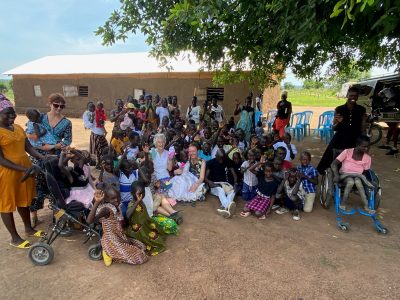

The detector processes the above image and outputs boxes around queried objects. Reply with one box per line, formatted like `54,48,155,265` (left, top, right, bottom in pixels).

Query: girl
115,149,139,217
241,149,258,201
99,154,120,189
59,148,95,209
199,141,212,161
89,101,108,168
276,169,303,221
87,187,148,267
126,182,167,256
240,161,279,219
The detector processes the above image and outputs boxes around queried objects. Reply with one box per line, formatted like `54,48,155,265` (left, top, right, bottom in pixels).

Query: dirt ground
1,107,400,300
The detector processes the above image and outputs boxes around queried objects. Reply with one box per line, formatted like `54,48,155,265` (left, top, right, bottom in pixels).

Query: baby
25,108,57,150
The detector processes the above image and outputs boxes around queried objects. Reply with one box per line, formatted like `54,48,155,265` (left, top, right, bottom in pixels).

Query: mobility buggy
22,157,103,266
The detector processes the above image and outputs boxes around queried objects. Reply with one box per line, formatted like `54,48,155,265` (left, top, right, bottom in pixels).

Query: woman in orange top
0,96,45,249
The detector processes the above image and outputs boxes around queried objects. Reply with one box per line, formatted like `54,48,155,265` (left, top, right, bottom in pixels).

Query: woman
109,99,125,138
234,96,255,141
149,133,173,181
0,97,45,249
168,143,206,202
26,93,72,226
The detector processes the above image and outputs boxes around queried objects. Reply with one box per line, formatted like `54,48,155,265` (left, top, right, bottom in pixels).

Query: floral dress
126,202,166,256
97,203,148,265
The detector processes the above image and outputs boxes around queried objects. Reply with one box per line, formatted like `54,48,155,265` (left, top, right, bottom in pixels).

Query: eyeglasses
53,103,65,109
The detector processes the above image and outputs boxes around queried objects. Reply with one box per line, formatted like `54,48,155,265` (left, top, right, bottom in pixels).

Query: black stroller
22,157,102,266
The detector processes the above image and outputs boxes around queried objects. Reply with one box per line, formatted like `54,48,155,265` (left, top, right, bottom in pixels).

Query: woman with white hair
149,133,173,181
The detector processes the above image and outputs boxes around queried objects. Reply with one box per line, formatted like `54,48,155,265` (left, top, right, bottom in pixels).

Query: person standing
156,98,170,127
109,99,125,137
273,91,292,138
234,96,255,141
210,96,224,125
0,97,45,249
186,96,201,125
317,86,367,174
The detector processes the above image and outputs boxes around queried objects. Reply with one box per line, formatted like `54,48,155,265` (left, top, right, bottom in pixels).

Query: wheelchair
22,157,103,266
319,153,388,234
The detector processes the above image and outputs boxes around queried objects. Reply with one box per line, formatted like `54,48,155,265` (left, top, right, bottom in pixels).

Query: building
3,52,280,117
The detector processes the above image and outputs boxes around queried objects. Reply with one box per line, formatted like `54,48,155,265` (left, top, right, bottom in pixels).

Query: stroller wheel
339,223,349,232
377,227,389,235
88,243,103,261
29,242,54,266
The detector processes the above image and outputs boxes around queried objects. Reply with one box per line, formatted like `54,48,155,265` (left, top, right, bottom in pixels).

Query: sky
0,0,396,83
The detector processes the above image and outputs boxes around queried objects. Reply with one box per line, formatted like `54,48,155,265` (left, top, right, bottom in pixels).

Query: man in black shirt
273,91,292,138
205,150,237,218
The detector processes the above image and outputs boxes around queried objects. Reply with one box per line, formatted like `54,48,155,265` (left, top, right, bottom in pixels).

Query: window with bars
79,86,89,97
33,85,42,97
207,87,224,101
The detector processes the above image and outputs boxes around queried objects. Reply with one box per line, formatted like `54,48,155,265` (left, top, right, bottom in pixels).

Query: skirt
245,191,271,214
90,132,108,159
168,172,206,202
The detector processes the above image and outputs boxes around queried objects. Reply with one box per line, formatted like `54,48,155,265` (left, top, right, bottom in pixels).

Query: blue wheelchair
320,166,388,234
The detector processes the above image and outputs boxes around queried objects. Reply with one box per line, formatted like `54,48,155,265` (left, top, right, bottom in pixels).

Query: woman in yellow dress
0,95,45,249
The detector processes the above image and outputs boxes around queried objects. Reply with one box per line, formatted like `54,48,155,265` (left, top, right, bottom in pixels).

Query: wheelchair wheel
338,223,349,232
28,242,54,266
320,169,333,209
88,243,103,261
377,227,389,235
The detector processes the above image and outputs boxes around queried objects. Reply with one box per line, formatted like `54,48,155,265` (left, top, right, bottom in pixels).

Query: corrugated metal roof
3,52,208,75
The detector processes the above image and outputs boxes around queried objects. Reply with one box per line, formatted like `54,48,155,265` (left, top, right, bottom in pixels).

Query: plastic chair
265,109,277,132
286,112,304,141
301,111,313,136
313,111,334,144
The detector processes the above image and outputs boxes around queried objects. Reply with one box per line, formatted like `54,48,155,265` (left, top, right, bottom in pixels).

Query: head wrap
0,93,13,112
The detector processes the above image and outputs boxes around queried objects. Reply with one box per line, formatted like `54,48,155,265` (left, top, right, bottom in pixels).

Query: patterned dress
96,203,148,265
126,202,166,256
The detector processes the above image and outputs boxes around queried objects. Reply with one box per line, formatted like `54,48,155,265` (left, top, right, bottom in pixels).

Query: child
276,169,303,220
99,154,120,189
240,161,279,219
115,150,139,217
297,151,318,213
126,182,167,256
199,141,212,161
89,102,108,167
275,147,293,170
229,152,243,193
86,187,148,266
255,121,264,138
25,108,58,150
95,101,107,129
241,149,258,201
58,148,95,209
83,101,95,130
236,129,248,152
273,133,297,161
126,131,140,160
136,105,147,121
110,130,129,157
331,135,374,213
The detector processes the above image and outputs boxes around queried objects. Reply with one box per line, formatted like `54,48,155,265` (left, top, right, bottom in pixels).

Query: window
63,85,78,97
79,86,89,97
207,87,224,101
33,85,42,97
134,89,144,100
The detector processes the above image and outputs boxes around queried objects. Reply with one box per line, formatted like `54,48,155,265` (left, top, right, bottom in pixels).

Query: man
273,91,292,138
156,98,170,126
210,96,224,124
186,96,201,125
317,86,367,174
205,150,237,218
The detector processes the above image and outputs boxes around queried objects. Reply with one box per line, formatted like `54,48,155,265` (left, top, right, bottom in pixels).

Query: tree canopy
96,0,400,88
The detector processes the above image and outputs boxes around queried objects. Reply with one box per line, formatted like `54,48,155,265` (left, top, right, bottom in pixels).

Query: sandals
29,230,46,238
9,240,31,249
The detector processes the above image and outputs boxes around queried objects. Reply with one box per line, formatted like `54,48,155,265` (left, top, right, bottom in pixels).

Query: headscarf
0,93,13,112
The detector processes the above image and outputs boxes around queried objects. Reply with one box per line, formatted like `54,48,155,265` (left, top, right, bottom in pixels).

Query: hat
126,103,135,109
0,93,13,112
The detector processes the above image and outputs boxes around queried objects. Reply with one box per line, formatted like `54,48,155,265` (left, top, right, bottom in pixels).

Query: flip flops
29,230,45,238
9,240,31,249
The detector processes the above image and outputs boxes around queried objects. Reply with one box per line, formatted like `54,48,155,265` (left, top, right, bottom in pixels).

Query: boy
297,151,318,213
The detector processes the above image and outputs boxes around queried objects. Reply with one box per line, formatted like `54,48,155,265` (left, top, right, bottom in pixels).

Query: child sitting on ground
126,131,140,160
240,161,279,219
241,149,258,201
99,154,120,189
25,108,58,150
276,169,304,220
331,135,374,213
255,121,264,138
275,147,293,170
297,151,318,213
273,133,297,161
110,130,129,157
199,141,212,161
86,187,148,267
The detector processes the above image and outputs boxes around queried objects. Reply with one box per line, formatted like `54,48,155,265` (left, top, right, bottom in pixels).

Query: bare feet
240,211,250,217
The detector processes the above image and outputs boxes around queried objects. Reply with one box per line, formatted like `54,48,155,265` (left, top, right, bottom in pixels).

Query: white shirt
156,107,170,126
151,149,170,179
211,145,221,158
241,161,258,186
82,110,105,135
273,141,297,161
186,105,201,124
211,105,224,123
126,146,139,160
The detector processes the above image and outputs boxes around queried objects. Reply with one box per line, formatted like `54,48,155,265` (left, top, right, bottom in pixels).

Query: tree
96,0,400,88
0,82,7,93
283,82,295,90
303,79,324,89
326,63,371,91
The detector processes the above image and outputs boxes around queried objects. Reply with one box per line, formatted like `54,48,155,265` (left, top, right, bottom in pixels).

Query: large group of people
0,87,383,267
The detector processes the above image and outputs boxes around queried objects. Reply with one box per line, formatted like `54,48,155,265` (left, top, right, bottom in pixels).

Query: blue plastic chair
286,112,304,141
265,109,277,132
301,111,313,136
313,111,334,144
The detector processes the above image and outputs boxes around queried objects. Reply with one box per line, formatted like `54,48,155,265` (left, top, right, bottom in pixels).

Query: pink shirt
336,148,371,174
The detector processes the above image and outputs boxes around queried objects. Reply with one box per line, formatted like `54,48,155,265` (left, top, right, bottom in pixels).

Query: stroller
22,157,103,266
319,150,388,234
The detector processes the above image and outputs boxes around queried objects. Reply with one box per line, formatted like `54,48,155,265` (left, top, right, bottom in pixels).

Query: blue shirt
26,121,58,148
297,164,318,193
199,150,212,162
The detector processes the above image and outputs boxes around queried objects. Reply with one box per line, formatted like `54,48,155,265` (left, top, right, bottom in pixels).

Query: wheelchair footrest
339,208,356,215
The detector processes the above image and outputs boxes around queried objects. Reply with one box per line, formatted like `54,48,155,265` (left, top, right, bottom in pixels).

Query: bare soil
1,108,400,300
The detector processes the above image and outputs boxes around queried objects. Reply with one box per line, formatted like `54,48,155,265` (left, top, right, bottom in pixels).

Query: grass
287,88,345,107
0,79,14,102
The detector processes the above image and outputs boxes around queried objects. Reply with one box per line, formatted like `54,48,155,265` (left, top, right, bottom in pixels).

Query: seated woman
331,135,375,213
58,148,95,209
168,143,207,202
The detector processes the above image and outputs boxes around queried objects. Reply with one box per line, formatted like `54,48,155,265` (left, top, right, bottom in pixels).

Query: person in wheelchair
331,135,375,213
